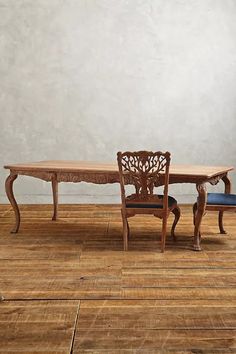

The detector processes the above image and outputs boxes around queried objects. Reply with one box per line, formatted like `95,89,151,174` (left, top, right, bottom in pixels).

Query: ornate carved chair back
117,151,171,214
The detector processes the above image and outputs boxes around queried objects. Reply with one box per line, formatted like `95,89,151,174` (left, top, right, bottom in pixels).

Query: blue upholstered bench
193,192,236,234
207,193,236,206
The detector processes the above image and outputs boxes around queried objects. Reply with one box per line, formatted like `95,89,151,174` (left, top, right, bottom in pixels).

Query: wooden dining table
4,160,234,251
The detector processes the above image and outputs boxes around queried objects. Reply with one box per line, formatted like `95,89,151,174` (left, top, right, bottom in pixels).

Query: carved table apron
4,161,234,251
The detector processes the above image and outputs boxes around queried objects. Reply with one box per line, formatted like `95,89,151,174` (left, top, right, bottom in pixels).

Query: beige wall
1,0,236,204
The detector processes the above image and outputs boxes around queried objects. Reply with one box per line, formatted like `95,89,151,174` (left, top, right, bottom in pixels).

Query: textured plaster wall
1,0,236,204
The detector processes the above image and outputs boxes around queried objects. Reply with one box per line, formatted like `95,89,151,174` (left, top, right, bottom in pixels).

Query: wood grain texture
0,204,236,352
74,300,236,352
4,160,234,178
0,300,80,353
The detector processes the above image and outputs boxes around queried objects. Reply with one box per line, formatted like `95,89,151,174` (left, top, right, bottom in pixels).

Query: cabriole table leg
51,177,58,221
193,183,207,251
5,173,20,233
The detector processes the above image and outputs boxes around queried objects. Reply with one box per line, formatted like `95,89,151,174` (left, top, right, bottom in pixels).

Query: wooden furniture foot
5,174,20,233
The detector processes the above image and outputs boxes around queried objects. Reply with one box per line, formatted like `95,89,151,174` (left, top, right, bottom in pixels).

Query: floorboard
0,300,80,353
0,204,235,352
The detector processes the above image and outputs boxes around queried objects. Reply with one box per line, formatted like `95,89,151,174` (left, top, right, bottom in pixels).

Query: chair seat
126,195,177,209
207,193,236,206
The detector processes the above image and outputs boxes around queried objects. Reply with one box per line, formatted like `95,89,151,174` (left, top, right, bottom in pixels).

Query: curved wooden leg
121,210,128,251
171,206,180,241
5,174,20,233
51,177,58,221
222,173,231,193
218,174,231,234
218,211,226,234
127,219,130,240
193,202,201,239
193,202,197,226
194,183,207,251
161,216,167,253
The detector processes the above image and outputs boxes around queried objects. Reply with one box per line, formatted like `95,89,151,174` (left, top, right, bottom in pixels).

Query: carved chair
117,151,181,252
193,192,236,235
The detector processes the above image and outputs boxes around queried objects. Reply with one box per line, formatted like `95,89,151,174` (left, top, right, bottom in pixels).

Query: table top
4,160,234,179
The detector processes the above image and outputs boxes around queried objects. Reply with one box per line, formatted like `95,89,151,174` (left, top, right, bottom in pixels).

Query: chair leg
193,203,197,226
171,206,180,241
121,211,128,251
161,217,167,253
218,211,226,234
127,219,130,240
193,202,201,239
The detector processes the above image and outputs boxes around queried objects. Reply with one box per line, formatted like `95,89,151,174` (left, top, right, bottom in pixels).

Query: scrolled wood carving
196,183,207,194
16,170,53,182
117,150,170,200
209,173,226,186
56,172,120,184
196,182,207,213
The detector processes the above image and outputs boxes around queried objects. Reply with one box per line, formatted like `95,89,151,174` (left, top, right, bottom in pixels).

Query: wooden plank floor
0,204,235,352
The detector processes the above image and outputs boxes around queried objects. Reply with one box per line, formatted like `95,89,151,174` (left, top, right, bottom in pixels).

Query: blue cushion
126,195,177,209
207,193,236,206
